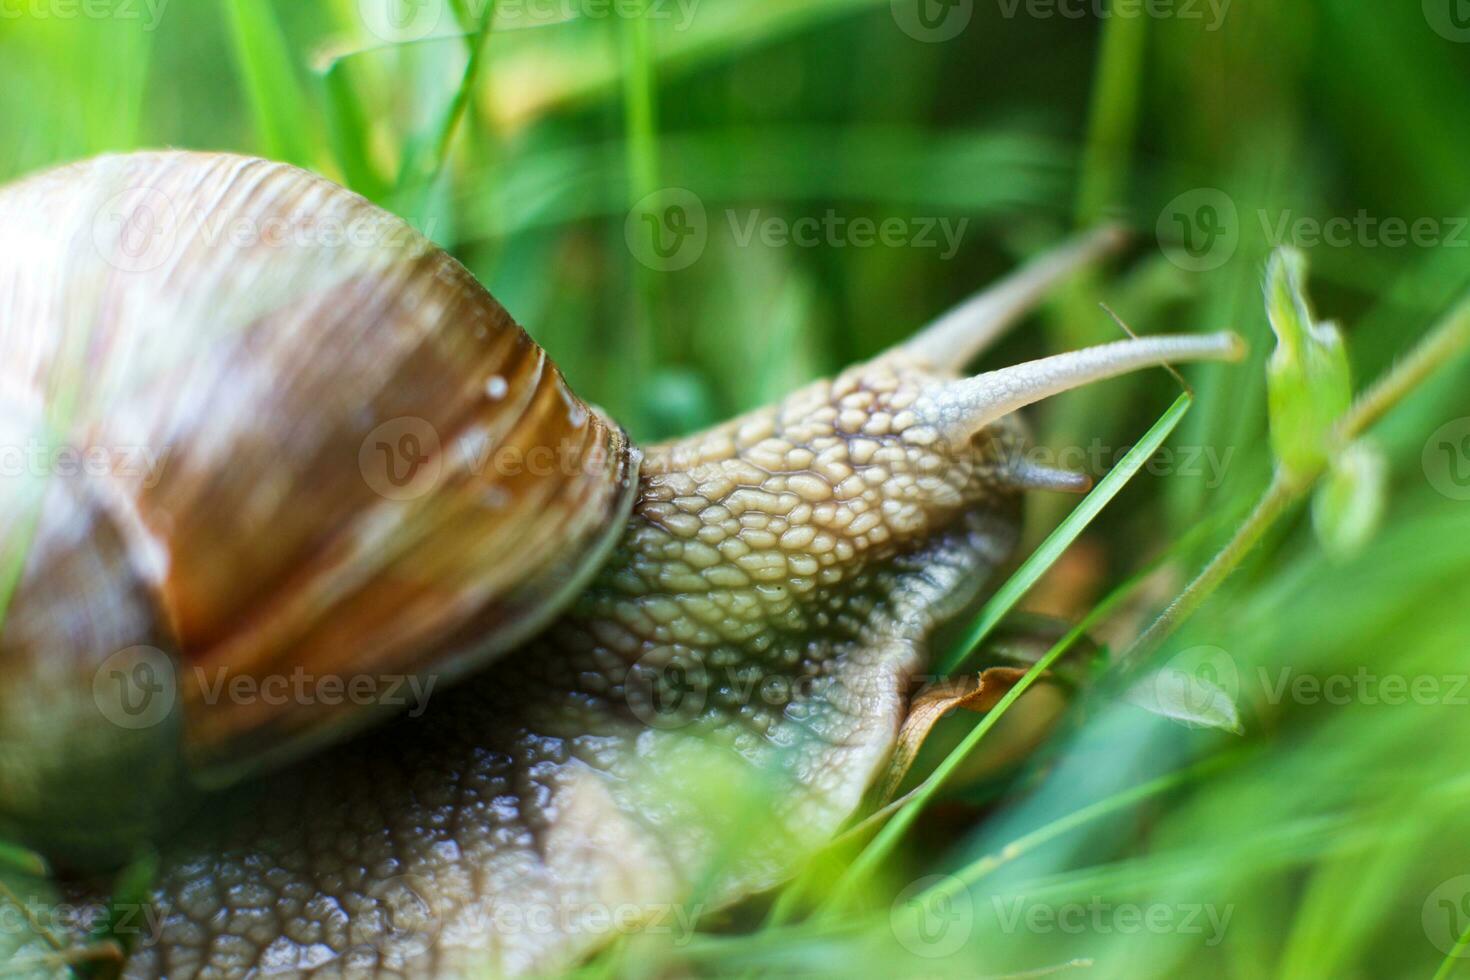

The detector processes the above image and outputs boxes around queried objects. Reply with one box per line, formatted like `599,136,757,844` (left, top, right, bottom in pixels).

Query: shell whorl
0,152,638,856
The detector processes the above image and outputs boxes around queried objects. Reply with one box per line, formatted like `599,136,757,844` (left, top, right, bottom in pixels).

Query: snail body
0,153,1242,977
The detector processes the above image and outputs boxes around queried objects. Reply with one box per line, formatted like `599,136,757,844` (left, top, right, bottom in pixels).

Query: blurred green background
5,0,1470,976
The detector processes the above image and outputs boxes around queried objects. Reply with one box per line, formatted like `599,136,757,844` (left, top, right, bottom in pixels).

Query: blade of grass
621,0,662,430
0,368,88,669
913,752,1242,912
0,878,65,954
1074,3,1148,226
394,0,499,205
223,0,316,167
819,392,1194,913
621,2,659,204
1432,925,1470,980
0,489,44,661
316,56,390,200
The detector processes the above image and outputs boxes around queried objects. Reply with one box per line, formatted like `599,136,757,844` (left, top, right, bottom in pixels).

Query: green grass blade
621,0,663,428
621,2,660,202
1073,4,1148,227
223,0,316,166
1432,927,1470,980
916,753,1239,910
394,0,499,201
317,59,389,200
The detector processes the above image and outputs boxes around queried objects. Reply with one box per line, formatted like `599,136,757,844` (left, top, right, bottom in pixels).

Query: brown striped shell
0,152,638,862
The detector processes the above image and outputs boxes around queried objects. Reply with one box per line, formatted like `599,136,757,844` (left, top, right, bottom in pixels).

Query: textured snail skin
117,354,1026,978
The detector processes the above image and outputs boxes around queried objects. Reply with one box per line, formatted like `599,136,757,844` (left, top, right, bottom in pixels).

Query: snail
0,152,1242,977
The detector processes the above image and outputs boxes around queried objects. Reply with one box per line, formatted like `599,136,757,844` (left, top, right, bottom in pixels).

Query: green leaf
0,865,66,979
1265,247,1352,478
1126,666,1244,734
0,840,48,879
85,852,160,966
1312,440,1388,561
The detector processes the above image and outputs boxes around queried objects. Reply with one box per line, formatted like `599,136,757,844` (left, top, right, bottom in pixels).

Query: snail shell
0,152,638,862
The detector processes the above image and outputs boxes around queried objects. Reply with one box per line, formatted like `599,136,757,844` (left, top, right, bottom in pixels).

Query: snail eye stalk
916,332,1246,444
896,224,1130,371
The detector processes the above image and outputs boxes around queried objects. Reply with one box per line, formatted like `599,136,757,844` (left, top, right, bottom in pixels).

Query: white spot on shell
555,378,588,428
485,375,508,400
458,429,491,461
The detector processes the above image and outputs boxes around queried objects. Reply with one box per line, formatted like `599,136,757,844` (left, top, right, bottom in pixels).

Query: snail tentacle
896,223,1130,371
1006,458,1094,494
913,332,1246,444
